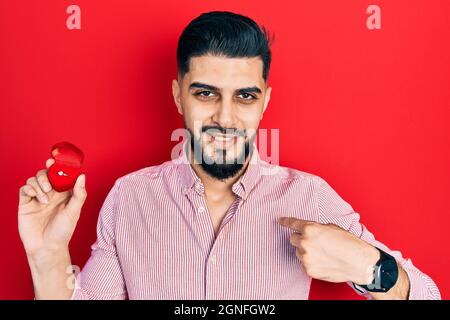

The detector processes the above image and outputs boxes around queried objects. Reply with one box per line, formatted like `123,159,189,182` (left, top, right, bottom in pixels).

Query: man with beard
19,11,440,300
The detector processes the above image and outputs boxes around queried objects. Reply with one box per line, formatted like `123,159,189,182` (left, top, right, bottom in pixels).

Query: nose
212,96,236,129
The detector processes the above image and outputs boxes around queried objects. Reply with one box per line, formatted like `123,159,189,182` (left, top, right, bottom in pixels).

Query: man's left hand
278,217,380,285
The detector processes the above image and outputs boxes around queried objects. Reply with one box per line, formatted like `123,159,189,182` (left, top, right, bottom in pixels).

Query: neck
188,149,252,199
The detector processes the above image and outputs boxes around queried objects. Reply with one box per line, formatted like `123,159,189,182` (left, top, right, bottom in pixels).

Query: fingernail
43,182,51,192
79,174,85,188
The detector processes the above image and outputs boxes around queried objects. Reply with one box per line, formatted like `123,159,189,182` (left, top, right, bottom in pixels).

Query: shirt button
198,206,206,213
209,255,217,265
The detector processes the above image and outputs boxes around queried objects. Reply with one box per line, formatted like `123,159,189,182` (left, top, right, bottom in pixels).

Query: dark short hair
177,11,274,82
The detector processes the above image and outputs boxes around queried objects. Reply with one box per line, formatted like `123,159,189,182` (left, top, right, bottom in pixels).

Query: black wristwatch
353,247,399,293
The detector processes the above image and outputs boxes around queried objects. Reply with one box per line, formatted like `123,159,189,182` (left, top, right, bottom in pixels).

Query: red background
1,0,449,299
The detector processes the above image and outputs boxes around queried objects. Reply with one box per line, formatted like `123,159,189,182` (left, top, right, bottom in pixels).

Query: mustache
201,125,246,138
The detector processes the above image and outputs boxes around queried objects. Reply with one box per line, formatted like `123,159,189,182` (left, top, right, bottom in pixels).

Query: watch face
380,258,399,290
357,249,400,292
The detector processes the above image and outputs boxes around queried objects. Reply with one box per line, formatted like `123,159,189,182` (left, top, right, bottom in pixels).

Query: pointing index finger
278,217,310,232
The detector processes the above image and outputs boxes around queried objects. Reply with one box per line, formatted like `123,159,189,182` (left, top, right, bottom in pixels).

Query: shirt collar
174,140,261,200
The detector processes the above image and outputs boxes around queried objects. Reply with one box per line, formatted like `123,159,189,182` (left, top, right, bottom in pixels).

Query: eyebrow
189,82,262,94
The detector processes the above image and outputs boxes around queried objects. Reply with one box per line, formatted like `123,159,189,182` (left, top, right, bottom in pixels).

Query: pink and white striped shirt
72,142,440,300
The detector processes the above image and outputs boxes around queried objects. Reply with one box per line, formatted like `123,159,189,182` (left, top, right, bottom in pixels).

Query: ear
172,79,183,115
261,86,271,120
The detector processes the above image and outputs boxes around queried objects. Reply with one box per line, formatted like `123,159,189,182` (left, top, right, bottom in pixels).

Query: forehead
185,55,264,88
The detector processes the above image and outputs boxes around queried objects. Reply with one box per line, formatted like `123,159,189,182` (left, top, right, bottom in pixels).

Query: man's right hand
18,158,87,299
18,158,87,261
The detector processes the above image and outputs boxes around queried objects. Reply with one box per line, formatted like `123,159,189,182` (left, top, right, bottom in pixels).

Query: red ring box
47,141,84,192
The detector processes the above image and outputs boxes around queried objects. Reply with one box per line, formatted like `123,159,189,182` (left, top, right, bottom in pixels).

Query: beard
186,126,255,181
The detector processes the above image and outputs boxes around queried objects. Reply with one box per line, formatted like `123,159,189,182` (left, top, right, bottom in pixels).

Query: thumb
65,174,87,215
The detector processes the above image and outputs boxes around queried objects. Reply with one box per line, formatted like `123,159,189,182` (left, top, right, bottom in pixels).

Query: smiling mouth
205,132,239,147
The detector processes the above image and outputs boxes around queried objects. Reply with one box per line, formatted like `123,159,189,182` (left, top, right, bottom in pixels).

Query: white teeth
214,135,233,142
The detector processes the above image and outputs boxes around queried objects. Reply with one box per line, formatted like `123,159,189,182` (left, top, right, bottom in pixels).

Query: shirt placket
204,196,242,300
186,183,242,299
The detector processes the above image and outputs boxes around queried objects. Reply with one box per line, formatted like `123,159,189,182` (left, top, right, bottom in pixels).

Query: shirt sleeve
315,176,441,300
71,179,127,300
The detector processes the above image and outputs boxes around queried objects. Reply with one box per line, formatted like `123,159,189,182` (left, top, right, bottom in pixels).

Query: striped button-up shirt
72,142,440,300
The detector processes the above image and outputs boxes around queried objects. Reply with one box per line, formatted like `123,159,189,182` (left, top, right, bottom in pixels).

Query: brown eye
196,91,215,98
238,93,257,101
